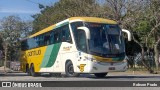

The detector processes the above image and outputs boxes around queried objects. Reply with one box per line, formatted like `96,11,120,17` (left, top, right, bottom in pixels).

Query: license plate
109,67,115,70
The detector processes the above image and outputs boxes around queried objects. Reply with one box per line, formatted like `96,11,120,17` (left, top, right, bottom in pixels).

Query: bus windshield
85,22,125,57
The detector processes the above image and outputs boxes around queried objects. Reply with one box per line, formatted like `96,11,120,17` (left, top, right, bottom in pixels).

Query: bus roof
69,17,117,24
29,17,117,38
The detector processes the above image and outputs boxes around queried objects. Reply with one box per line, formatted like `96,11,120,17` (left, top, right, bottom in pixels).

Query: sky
0,0,59,21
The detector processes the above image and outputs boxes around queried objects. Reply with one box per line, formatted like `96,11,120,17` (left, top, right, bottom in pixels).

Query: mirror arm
122,29,131,41
77,27,90,39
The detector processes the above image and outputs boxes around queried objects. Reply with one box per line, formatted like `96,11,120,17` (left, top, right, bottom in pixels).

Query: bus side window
50,31,54,44
27,38,37,49
39,35,44,46
77,30,87,52
54,30,60,43
37,36,40,47
70,22,83,46
61,29,65,42
44,33,50,45
21,40,28,50
27,38,32,49
34,37,39,48
61,25,72,43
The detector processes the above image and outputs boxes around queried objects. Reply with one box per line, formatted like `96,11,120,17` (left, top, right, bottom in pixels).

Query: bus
20,17,131,77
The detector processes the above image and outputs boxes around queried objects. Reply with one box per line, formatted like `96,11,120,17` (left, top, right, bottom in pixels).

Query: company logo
1,82,42,87
77,64,86,72
63,46,72,51
2,82,11,87
27,50,41,57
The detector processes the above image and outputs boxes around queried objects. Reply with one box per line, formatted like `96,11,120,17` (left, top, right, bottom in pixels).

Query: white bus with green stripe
20,17,131,77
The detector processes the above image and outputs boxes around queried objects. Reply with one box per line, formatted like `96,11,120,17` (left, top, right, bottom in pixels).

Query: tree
104,0,126,23
0,16,32,72
126,0,160,73
0,37,3,64
32,0,103,33
121,0,160,73
104,0,157,73
145,0,160,72
0,37,3,51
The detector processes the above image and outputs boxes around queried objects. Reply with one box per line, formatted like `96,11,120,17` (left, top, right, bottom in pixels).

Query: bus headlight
84,56,98,62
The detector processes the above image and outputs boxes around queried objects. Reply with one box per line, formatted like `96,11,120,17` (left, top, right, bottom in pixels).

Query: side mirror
77,27,90,39
122,29,131,41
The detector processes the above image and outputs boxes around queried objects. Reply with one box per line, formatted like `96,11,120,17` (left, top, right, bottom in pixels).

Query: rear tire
30,64,39,77
94,73,108,78
65,61,79,77
26,66,31,76
26,64,31,76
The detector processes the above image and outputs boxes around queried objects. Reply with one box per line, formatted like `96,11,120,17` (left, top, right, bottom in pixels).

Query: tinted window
61,25,72,43
54,30,60,43
44,33,50,45
70,22,83,49
21,24,72,50
39,35,44,46
50,31,54,44
77,30,87,52
21,40,28,51
27,38,38,49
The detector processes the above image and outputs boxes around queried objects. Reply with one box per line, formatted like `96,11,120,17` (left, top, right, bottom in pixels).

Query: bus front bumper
79,61,128,73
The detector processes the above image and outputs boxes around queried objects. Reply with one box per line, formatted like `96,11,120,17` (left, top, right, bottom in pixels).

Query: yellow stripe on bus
69,17,117,24
29,25,56,38
93,55,112,62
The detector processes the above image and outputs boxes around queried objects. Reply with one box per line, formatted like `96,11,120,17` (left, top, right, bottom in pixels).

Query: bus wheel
65,61,79,77
30,64,39,77
94,73,108,78
26,66,31,76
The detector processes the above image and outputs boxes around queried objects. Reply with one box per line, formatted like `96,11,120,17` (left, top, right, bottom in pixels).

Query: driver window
77,30,87,52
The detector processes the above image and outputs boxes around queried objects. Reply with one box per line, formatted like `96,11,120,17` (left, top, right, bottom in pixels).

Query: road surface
0,72,160,90
0,71,160,81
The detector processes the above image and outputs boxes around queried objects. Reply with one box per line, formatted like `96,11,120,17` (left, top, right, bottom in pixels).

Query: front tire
94,73,108,78
65,61,79,77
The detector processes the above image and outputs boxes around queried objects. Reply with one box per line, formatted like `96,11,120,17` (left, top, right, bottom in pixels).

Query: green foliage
0,37,3,50
134,20,151,43
32,0,103,33
0,16,32,61
136,20,151,33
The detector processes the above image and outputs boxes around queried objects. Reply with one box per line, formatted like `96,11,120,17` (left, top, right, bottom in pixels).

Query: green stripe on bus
40,45,54,67
46,43,62,67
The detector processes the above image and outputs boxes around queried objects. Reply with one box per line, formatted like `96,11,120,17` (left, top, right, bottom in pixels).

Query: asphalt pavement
1,70,160,90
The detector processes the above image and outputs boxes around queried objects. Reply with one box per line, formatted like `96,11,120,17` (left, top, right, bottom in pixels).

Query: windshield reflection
85,22,125,57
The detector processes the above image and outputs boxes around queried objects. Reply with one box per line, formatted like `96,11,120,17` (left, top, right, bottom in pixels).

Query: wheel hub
68,65,74,75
